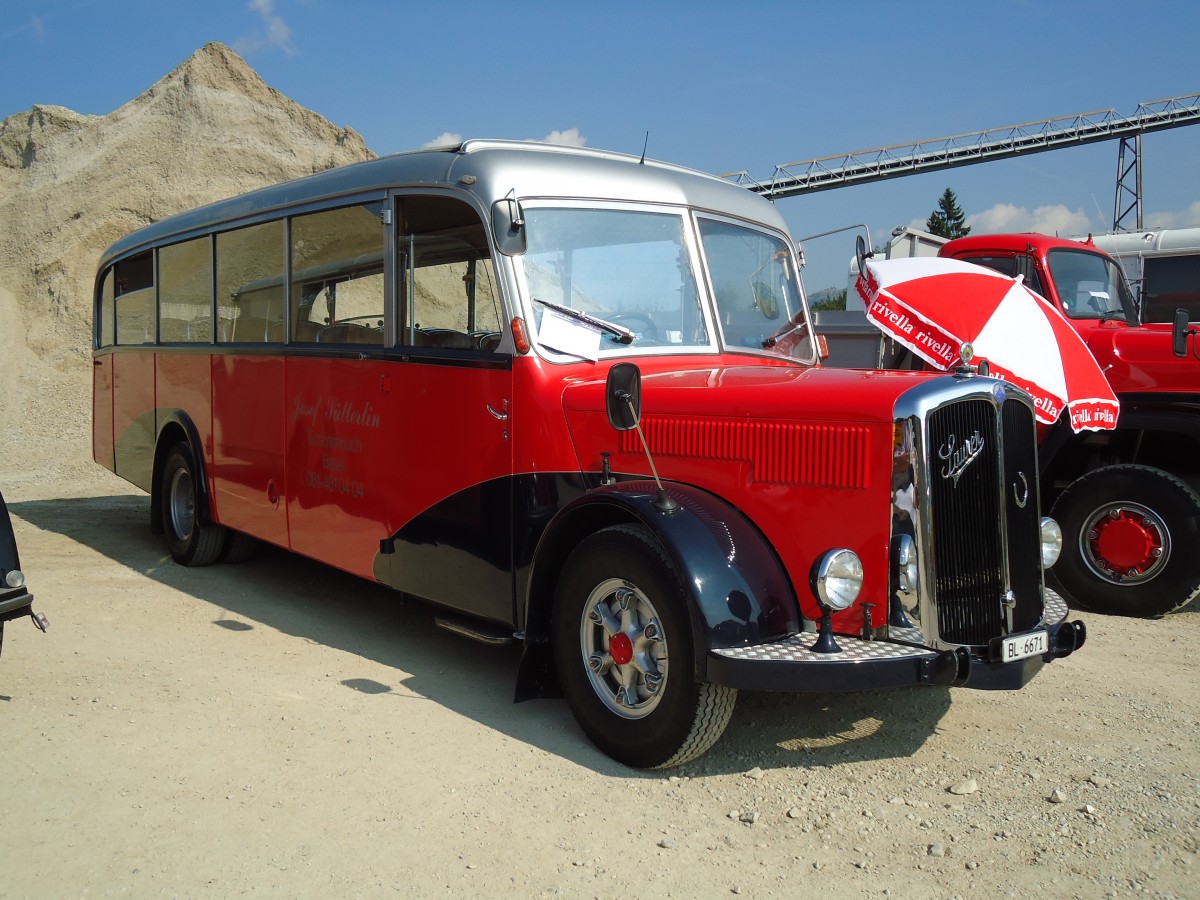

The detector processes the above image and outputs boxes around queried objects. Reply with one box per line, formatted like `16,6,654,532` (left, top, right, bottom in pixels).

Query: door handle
486,401,509,421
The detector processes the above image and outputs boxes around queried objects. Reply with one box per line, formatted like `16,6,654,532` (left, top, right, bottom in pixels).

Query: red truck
938,233,1200,618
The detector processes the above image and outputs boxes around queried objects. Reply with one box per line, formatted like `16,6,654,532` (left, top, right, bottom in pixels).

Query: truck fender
518,480,799,696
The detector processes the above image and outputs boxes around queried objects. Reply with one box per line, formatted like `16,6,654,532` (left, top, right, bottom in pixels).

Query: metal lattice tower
1113,135,1143,232
724,93,1200,231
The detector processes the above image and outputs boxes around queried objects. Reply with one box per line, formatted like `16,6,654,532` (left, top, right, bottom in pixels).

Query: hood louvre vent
620,415,871,488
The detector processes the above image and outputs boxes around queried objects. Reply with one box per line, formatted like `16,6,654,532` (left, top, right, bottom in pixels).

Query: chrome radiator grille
926,396,1043,645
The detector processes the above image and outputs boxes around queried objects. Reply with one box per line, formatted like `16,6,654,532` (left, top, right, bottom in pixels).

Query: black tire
220,530,259,564
1049,464,1200,617
160,443,226,567
552,524,736,768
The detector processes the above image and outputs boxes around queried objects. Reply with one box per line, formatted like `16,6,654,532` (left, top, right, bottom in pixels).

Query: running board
434,615,516,646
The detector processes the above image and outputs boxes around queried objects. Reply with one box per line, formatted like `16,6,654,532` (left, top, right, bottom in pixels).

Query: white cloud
542,128,587,147
1145,200,1200,230
233,0,297,56
422,132,463,149
965,202,1094,237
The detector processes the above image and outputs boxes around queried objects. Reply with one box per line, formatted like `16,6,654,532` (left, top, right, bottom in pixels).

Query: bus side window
114,250,155,345
397,195,503,352
217,220,285,344
158,235,214,343
290,202,385,346
97,268,115,348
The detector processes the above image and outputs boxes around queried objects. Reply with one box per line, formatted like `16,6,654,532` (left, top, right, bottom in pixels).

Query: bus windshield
1047,249,1137,323
518,206,814,362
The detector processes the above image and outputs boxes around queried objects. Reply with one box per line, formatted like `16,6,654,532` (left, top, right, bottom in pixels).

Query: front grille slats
1002,399,1044,633
924,394,1043,646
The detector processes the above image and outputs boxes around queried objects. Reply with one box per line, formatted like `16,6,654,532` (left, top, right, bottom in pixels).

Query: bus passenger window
97,268,115,348
158,236,214,343
290,202,385,345
114,250,155,345
396,196,503,351
217,220,285,343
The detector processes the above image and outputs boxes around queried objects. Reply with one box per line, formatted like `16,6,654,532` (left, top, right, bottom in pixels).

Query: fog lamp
812,549,863,611
1040,517,1062,568
5,568,25,589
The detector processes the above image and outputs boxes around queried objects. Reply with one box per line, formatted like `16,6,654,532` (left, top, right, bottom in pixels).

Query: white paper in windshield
539,309,602,361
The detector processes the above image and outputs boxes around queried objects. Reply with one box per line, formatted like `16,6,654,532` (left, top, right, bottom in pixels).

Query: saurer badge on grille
938,430,985,486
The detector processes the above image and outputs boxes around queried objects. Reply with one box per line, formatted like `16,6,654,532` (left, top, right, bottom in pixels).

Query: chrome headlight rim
812,548,864,611
1040,517,1063,568
4,568,24,589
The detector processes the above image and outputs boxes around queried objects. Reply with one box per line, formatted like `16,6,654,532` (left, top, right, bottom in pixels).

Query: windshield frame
512,200,815,366
1046,248,1138,324
693,211,817,365
512,199,718,362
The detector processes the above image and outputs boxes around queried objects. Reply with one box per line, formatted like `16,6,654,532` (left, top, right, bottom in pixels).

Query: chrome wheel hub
580,578,668,719
168,468,196,542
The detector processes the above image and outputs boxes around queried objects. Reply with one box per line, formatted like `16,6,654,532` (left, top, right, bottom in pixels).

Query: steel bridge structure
724,93,1200,231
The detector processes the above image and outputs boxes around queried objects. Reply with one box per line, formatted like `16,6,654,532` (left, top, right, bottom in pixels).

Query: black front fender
525,480,799,683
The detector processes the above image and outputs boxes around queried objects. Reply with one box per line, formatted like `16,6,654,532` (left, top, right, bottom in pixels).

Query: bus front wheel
552,524,736,768
161,443,226,567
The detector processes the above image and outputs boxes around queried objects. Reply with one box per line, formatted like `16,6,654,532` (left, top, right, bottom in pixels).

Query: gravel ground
2,472,1197,899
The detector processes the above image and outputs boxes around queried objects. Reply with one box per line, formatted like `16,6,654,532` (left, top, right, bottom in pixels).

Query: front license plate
999,630,1047,662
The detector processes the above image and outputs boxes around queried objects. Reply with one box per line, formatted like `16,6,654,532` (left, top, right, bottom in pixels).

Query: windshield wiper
761,314,810,349
534,298,634,344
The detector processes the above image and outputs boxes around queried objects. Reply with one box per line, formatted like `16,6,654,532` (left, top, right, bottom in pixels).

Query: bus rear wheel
1049,464,1200,617
161,443,226,567
552,524,736,768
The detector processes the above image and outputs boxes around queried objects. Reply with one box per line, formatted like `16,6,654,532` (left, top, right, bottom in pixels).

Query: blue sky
2,0,1198,292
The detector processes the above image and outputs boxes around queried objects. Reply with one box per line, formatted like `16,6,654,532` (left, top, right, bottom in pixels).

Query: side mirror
854,234,873,275
491,196,527,256
606,362,642,431
1173,308,1190,358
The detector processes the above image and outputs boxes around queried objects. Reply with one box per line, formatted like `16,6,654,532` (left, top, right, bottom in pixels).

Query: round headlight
895,534,919,594
813,549,863,611
5,568,25,589
1040,517,1062,568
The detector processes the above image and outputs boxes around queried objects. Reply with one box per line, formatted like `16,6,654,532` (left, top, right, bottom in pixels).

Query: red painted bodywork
558,358,934,625
98,343,934,632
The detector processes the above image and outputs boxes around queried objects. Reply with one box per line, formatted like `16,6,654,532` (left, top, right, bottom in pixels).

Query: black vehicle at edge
0,490,46,656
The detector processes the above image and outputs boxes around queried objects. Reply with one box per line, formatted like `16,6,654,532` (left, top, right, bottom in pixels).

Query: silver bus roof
99,140,787,268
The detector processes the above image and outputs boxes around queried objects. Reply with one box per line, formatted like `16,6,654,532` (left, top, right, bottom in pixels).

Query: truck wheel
552,524,736,768
161,443,226,567
1049,464,1200,617
220,530,259,564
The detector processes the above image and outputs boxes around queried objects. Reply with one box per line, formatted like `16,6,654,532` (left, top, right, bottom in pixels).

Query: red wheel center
1092,511,1161,572
609,632,634,665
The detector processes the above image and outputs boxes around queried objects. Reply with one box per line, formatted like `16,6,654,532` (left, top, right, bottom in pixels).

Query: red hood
562,363,938,424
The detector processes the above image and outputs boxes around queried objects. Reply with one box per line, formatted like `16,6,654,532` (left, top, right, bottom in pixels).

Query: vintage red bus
93,140,1084,767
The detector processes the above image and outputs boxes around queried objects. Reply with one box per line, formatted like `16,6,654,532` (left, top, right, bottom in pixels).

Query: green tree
810,287,847,311
926,188,971,239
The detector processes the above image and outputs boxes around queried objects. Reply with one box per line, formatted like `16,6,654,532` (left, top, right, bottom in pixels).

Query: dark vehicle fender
150,410,213,536
0,490,19,573
1040,393,1200,491
519,481,799,694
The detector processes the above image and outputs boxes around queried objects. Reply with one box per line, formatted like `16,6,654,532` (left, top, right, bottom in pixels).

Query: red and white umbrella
855,256,1119,432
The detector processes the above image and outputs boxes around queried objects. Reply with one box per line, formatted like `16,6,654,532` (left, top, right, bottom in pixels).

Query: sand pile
0,42,374,489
